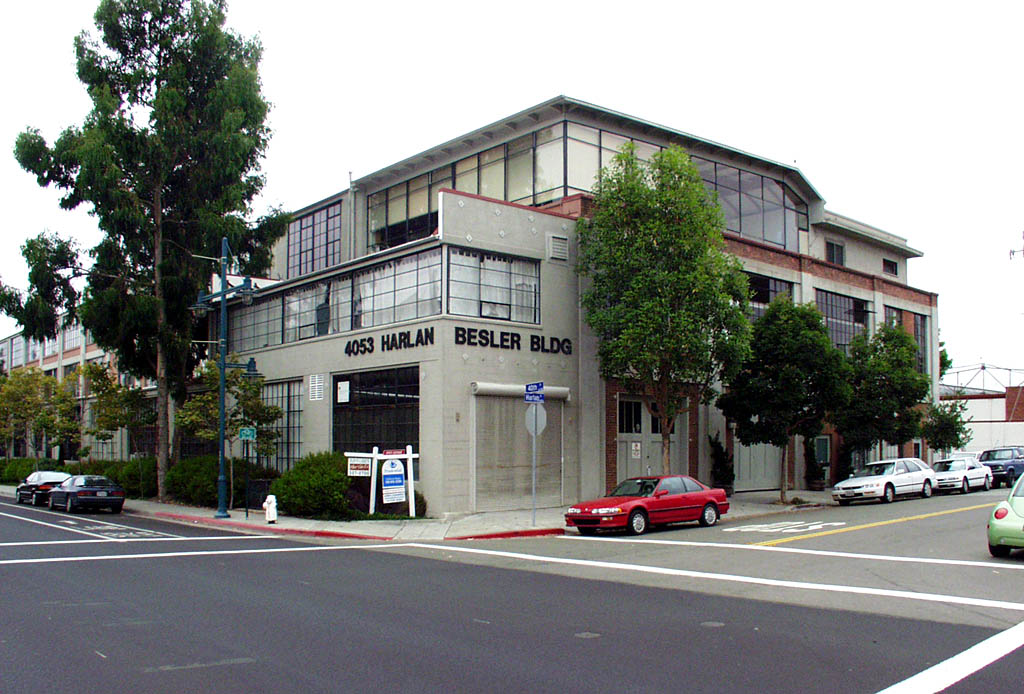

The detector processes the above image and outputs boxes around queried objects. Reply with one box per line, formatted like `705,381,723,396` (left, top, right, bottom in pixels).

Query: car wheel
49,494,58,510
921,480,933,499
1007,471,1017,489
15,492,25,504
111,504,123,514
577,527,596,537
837,499,851,506
698,503,719,527
984,476,992,491
961,478,970,495
66,495,74,513
989,543,1011,558
627,509,648,535
882,484,895,503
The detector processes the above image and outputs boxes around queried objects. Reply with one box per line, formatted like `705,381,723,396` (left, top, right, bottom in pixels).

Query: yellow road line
754,502,996,546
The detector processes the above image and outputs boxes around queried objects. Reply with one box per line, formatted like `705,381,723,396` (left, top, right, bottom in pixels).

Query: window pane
567,138,599,191
740,193,763,239
480,160,504,200
567,122,598,144
716,164,740,191
535,138,563,194
634,140,659,162
507,150,533,202
720,188,740,232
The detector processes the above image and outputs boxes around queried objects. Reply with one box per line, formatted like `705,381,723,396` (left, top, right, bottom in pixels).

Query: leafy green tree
3,1,288,498
834,323,931,460
717,298,850,503
921,399,973,454
175,358,282,506
0,368,80,461
81,362,156,446
578,143,751,475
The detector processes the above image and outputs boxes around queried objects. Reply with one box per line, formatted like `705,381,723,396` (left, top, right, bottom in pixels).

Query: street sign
347,458,372,477
381,459,407,504
525,392,545,402
239,427,257,441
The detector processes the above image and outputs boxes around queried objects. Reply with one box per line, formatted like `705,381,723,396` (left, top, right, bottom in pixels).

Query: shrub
166,455,219,507
270,451,352,520
1,458,62,484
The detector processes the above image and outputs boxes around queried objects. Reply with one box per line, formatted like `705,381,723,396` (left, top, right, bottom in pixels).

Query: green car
987,476,1024,557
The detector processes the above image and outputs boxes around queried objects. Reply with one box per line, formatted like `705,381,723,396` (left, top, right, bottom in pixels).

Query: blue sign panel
525,392,545,403
525,381,544,393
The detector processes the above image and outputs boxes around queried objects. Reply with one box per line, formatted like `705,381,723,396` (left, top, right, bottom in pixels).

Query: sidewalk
3,484,834,541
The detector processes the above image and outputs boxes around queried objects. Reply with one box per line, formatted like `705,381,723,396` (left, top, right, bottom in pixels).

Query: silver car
932,457,992,493
832,458,936,506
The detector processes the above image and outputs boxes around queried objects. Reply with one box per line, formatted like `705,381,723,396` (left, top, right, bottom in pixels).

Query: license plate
97,491,107,497
841,491,854,497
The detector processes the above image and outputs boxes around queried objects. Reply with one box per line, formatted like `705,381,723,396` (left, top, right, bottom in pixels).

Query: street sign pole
525,382,545,526
532,404,537,525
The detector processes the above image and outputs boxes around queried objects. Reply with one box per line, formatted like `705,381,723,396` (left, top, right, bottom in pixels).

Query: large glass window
746,273,794,321
332,367,419,463
448,248,539,323
62,322,81,351
261,380,303,471
816,289,870,353
913,312,928,374
286,202,344,279
230,248,441,352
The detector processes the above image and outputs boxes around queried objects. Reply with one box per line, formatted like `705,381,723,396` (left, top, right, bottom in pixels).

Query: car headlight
567,508,581,514
592,507,623,514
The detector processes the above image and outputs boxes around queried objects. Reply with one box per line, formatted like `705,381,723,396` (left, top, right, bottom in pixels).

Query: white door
734,442,783,491
616,398,685,482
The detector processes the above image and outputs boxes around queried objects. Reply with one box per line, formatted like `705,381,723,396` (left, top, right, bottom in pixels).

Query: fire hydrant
262,494,278,524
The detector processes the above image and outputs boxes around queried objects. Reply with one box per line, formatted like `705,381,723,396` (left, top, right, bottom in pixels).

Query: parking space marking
394,543,1024,613
0,511,121,540
0,535,278,548
877,618,1024,693
722,520,847,534
754,502,996,546
561,536,1024,571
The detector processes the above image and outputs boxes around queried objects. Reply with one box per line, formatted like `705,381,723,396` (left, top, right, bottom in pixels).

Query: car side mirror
654,489,668,498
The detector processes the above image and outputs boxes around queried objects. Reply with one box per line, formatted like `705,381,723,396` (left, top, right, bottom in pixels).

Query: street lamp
190,237,257,518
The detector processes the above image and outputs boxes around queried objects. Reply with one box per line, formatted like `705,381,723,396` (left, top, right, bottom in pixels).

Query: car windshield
609,479,657,497
980,449,1013,461
933,460,966,472
81,476,114,487
853,463,895,478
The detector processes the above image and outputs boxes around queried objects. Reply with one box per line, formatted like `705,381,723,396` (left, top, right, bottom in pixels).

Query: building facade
1,97,940,512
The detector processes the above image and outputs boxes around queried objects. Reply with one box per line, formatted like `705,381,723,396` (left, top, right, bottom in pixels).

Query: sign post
525,382,546,525
344,446,419,517
239,427,257,519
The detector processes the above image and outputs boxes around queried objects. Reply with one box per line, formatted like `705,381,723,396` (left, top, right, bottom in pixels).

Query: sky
1,1,1022,385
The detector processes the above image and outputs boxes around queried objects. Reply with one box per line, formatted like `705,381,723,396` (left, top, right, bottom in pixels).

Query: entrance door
615,398,685,482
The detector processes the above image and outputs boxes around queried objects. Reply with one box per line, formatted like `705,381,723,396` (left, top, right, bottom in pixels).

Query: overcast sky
2,1,1022,386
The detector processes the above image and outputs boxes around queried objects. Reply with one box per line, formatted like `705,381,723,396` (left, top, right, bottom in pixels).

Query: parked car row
831,455,996,506
15,472,126,513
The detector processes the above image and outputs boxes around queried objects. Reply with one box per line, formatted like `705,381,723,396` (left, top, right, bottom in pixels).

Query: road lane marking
0,535,278,547
393,543,1024,613
142,657,257,673
876,618,1024,693
0,511,124,540
561,536,1024,571
754,503,996,546
2,505,182,537
0,543,397,566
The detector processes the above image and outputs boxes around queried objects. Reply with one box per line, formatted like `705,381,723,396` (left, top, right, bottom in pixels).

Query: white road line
876,619,1024,693
560,536,1024,571
395,543,1024,613
2,505,181,537
0,535,279,547
0,511,125,541
0,542,398,566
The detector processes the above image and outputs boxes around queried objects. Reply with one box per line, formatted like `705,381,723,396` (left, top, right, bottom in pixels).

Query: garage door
475,396,562,511
734,441,782,491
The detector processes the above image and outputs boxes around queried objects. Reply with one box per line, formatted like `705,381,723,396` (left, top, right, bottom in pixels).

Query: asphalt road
0,489,1020,693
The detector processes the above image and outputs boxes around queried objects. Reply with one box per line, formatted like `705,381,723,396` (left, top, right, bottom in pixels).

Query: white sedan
832,458,936,505
932,457,992,494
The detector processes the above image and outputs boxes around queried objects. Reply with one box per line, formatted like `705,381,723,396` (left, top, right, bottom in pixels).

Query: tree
577,143,751,475
81,362,156,449
834,323,931,460
921,399,973,454
0,368,80,461
3,0,288,498
175,359,282,506
717,298,850,503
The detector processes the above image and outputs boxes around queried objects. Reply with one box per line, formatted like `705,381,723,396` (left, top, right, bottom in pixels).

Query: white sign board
525,402,547,435
347,458,372,477
631,442,641,459
381,459,407,504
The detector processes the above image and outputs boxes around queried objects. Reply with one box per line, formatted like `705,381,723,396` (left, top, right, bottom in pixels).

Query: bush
271,451,352,520
166,455,219,507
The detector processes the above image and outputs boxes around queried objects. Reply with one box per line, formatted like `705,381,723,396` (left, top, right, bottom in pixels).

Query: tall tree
0,368,80,461
834,323,931,459
3,0,288,498
578,143,751,475
921,399,973,455
717,298,850,503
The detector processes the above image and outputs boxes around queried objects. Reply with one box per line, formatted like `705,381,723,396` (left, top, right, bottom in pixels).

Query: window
746,273,794,321
658,477,685,494
261,380,303,471
286,202,344,279
62,322,81,351
826,241,845,266
10,337,24,368
815,289,870,353
332,368,419,469
883,258,898,276
912,312,928,373
618,400,642,434
43,336,58,358
682,477,703,492
448,248,540,323
885,306,903,328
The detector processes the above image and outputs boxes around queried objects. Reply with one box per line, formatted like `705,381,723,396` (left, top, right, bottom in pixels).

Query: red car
565,475,730,536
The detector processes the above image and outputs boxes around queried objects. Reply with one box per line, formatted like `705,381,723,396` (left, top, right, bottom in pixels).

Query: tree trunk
153,190,170,501
779,443,789,504
662,420,672,476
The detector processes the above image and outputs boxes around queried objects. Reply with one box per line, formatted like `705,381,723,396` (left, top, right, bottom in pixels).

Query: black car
48,475,126,513
978,447,1024,488
15,471,71,506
